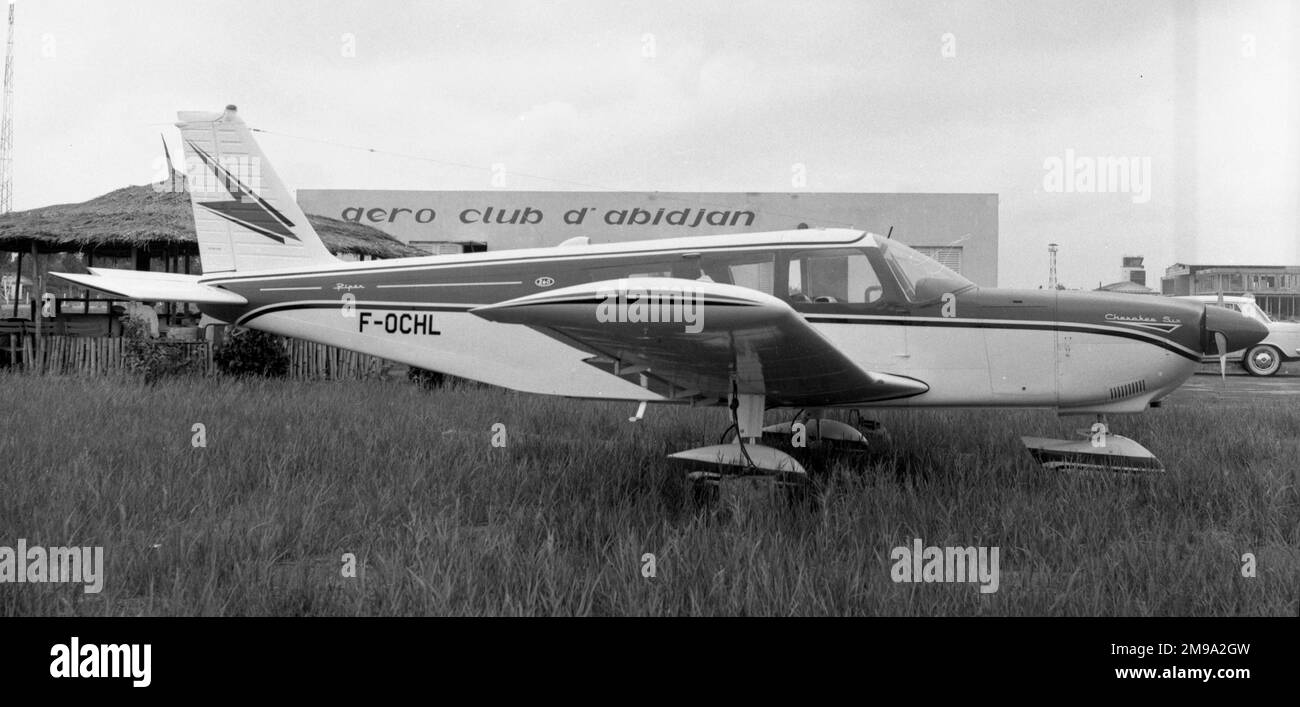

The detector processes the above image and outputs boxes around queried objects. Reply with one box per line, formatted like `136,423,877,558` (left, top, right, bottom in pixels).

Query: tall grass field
1,372,1296,616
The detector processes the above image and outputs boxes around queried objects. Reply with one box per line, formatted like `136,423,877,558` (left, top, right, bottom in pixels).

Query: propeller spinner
1202,305,1269,382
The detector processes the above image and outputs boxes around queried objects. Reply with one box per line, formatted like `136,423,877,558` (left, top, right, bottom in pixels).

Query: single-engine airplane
53,106,1267,483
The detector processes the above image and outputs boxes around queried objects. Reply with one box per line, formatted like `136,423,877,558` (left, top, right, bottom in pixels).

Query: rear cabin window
699,252,775,295
586,251,776,296
587,261,677,281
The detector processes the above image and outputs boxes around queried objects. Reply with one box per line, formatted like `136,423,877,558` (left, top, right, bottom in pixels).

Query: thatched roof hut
0,183,425,260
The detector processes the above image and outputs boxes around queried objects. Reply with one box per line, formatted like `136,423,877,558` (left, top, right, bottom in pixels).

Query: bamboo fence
2,334,394,380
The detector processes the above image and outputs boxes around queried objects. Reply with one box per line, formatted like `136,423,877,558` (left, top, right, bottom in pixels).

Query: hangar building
296,191,1000,287
1161,263,1300,321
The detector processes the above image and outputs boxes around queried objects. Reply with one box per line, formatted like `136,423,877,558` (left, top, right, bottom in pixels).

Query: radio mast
0,2,15,214
1047,243,1059,289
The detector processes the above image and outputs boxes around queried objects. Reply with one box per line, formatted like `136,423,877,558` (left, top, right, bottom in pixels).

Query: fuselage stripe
232,300,1203,361
804,315,1201,361
375,281,523,289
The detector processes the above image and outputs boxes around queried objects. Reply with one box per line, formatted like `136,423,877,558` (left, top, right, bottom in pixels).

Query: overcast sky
10,0,1299,288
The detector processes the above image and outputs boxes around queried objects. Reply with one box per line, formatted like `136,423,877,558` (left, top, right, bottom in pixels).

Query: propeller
1214,331,1228,385
1216,291,1226,383
1201,300,1269,387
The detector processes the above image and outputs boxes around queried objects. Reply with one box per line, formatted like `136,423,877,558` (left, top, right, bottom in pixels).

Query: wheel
1242,345,1282,377
686,471,721,508
774,472,813,507
407,366,447,389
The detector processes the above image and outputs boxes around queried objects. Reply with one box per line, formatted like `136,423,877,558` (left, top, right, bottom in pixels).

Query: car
1175,294,1300,376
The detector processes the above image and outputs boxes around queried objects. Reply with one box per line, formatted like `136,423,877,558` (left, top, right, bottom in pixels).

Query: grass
1,371,1297,616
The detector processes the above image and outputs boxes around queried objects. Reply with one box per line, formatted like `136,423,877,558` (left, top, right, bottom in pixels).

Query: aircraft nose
1203,304,1269,355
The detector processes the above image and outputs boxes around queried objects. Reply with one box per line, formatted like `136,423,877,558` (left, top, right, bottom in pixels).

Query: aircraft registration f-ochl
53,106,1267,484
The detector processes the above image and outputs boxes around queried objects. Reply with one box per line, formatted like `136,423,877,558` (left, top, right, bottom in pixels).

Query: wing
471,277,927,407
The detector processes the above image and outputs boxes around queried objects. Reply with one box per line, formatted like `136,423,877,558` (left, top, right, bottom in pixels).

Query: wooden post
84,250,94,313
31,242,42,374
11,249,20,316
164,245,173,327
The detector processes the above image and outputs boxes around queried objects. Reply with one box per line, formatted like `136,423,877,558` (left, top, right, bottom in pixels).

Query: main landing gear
669,391,807,508
668,392,888,509
1020,417,1164,473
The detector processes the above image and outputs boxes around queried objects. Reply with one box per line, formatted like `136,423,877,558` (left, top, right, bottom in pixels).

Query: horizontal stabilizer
49,268,248,305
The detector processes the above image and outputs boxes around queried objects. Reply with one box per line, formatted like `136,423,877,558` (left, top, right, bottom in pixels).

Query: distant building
1097,280,1158,295
1121,256,1146,286
0,272,30,306
1162,263,1300,321
1096,255,1157,295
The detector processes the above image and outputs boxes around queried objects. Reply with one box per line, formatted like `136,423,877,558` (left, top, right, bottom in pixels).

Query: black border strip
236,302,473,325
235,302,1202,363
805,316,1203,362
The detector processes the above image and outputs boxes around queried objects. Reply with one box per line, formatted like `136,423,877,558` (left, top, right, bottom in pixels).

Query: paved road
1164,365,1300,404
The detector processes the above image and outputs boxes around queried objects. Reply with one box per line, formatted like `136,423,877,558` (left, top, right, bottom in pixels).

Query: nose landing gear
1020,417,1164,473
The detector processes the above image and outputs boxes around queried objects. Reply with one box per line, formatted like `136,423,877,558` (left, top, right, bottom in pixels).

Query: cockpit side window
785,248,887,305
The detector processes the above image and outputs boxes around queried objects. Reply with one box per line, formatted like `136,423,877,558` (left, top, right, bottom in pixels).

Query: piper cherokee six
52,106,1267,479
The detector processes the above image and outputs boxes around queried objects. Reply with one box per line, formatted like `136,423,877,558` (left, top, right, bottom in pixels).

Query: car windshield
1243,303,1273,324
878,239,976,302
1207,300,1273,325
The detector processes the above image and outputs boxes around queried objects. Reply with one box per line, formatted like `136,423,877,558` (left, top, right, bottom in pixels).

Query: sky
8,0,1299,288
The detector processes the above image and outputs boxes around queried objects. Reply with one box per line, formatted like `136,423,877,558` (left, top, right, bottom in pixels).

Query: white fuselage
201,229,1212,416
248,305,1196,414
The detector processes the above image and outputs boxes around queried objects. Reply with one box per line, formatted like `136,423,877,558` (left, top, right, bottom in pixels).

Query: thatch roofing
0,183,426,259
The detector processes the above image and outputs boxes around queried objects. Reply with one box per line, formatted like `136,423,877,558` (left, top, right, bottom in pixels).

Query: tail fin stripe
187,140,298,233
199,200,295,243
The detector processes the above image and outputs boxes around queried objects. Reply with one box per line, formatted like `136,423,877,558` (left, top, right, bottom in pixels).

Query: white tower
1048,243,1059,289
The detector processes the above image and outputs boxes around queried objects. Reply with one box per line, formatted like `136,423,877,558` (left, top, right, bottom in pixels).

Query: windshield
878,239,976,302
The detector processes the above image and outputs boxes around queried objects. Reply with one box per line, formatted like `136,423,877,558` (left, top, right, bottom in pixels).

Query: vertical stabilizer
176,105,336,273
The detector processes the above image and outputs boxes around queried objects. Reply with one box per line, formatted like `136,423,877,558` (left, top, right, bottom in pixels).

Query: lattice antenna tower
0,2,15,214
